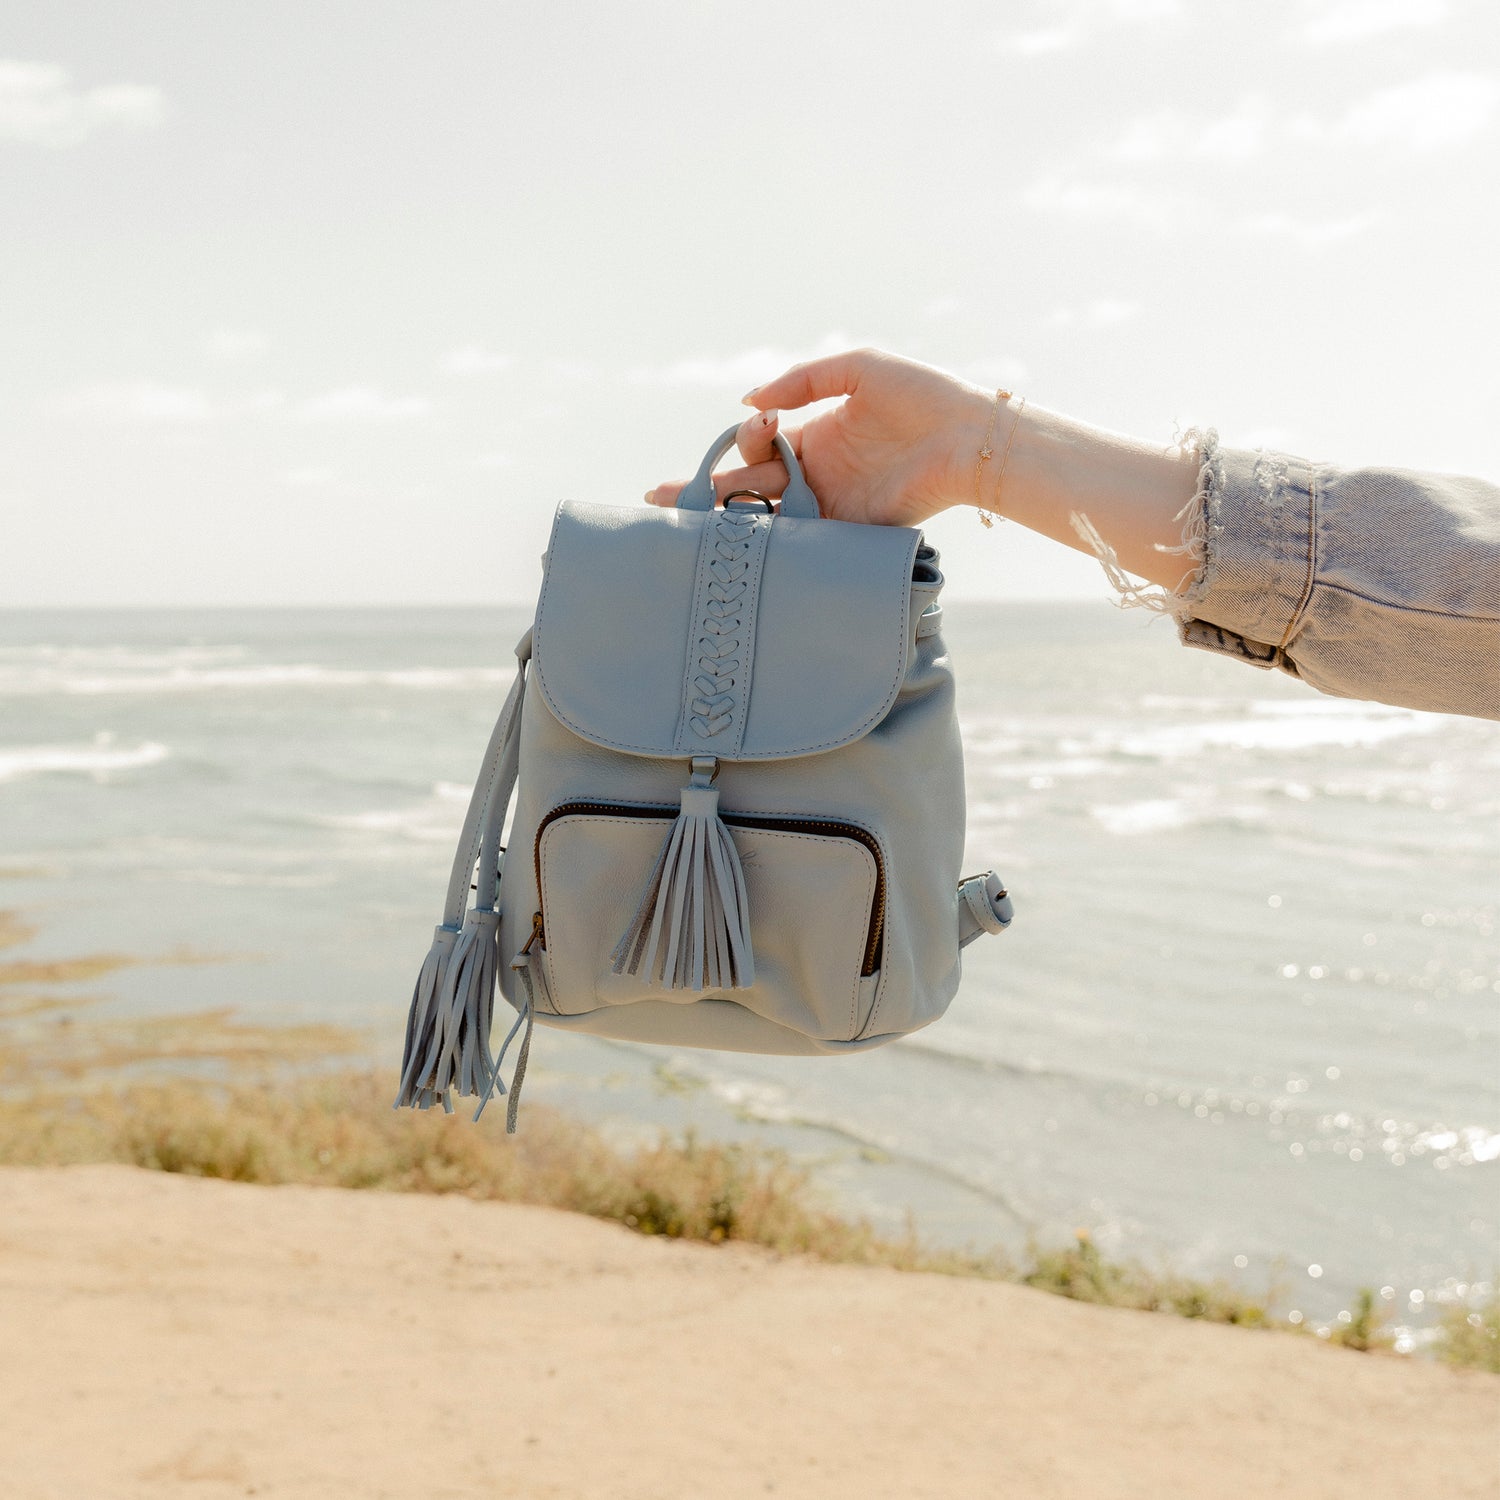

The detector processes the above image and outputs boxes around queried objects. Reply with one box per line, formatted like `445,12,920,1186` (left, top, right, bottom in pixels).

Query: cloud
1103,0,1180,16
1300,0,1447,45
54,383,290,423
294,386,432,422
0,59,164,147
995,26,1081,55
1316,71,1498,152
1047,299,1141,328
1194,111,1269,161
993,0,1182,54
1238,210,1384,247
1082,71,1492,206
1022,174,1177,229
59,383,214,422
1106,101,1270,165
206,328,268,362
626,334,855,388
439,345,514,376
238,390,287,415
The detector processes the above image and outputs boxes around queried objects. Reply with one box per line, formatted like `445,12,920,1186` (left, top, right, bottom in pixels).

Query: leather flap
532,500,924,761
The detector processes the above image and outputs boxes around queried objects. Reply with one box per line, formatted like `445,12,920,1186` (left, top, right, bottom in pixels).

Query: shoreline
4,603,1497,1329
2,1162,1495,1500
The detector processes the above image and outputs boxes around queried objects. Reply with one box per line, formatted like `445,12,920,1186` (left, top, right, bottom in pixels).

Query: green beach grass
7,1064,1497,1367
2,912,1495,1370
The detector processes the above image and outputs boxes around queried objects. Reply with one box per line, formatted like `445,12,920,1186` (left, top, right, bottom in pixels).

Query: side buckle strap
957,870,1014,949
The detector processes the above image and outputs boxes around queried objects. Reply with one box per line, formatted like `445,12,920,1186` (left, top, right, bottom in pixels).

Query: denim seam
1307,579,1500,624
1278,461,1319,651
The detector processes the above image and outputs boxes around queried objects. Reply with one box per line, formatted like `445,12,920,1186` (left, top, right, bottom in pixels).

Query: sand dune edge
0,1164,1494,1500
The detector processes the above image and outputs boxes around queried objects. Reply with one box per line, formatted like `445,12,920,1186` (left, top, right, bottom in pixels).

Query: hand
646,345,1203,593
646,348,992,528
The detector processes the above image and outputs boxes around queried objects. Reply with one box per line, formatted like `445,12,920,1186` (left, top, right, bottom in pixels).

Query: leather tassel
611,762,754,991
394,911,500,1112
394,924,459,1111
394,630,532,1118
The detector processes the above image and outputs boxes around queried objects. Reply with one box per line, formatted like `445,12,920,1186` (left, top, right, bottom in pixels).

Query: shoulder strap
439,627,532,926
396,626,534,1120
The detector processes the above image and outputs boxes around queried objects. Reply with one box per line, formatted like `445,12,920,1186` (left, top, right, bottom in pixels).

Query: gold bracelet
975,388,1026,528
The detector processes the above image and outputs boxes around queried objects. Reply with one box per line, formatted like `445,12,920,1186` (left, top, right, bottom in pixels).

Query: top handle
674,424,820,519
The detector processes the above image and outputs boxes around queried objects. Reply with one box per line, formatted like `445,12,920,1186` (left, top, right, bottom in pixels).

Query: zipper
532,799,887,977
519,910,544,955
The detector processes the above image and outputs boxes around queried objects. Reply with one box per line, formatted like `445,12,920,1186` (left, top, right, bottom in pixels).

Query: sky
2,0,1497,607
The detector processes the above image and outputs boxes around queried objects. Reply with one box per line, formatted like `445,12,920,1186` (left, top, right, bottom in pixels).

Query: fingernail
740,387,760,405
759,409,777,429
643,489,655,504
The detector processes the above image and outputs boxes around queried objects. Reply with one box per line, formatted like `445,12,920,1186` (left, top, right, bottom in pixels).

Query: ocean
2,603,1496,1340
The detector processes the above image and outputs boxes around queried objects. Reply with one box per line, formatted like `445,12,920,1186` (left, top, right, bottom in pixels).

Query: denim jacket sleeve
1172,435,1500,721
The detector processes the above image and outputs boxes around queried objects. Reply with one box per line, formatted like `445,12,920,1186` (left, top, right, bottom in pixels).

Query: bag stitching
674,511,737,749
718,513,765,755
534,504,922,758
683,509,763,747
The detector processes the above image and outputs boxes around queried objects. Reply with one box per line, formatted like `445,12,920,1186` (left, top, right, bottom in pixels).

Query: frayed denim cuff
1071,431,1313,672
1076,430,1499,715
1175,438,1318,672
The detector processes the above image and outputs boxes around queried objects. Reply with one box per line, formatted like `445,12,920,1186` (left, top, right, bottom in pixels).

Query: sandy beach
1,1164,1494,1500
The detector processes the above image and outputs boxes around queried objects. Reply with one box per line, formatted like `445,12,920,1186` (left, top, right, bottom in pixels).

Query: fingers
741,348,874,412
645,480,685,507
712,459,799,501
646,459,794,508
645,418,802,508
736,407,780,466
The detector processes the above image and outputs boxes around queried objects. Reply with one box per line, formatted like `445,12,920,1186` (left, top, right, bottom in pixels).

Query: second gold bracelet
975,389,1026,528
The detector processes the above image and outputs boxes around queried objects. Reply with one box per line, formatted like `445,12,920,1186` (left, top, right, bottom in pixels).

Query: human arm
646,348,1500,721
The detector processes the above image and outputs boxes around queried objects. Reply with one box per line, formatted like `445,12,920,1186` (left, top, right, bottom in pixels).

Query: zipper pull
520,910,544,953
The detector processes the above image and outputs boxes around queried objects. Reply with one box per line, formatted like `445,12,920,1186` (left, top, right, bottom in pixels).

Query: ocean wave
1111,705,1440,758
977,757,1113,783
893,1035,1082,1084
0,738,170,784
0,644,248,668
1136,693,1244,713
677,1063,1034,1223
158,868,338,889
1089,796,1268,836
0,662,512,696
313,806,460,843
1090,798,1194,836
309,783,472,843
960,700,1443,777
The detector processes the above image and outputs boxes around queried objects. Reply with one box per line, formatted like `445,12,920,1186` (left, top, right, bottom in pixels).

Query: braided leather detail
689,511,758,738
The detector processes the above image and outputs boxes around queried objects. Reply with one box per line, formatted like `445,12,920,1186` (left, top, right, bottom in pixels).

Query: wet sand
1,1164,1495,1500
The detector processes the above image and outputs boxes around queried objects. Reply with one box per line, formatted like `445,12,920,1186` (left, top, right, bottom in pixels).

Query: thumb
741,348,873,413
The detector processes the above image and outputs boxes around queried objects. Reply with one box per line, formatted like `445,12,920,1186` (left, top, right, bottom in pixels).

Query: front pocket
534,803,884,1043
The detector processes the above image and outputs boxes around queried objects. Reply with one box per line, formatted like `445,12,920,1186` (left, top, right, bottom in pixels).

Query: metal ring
722,489,775,513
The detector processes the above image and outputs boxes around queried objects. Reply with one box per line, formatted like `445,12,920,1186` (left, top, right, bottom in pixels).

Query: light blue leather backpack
397,425,1014,1128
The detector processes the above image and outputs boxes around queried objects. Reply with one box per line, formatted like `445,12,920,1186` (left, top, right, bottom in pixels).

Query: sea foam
0,738,170,784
